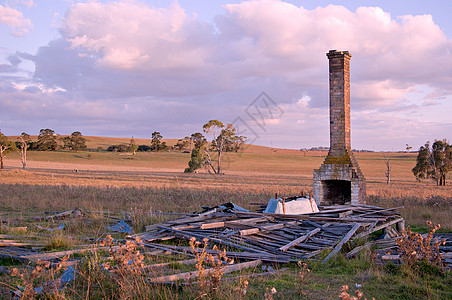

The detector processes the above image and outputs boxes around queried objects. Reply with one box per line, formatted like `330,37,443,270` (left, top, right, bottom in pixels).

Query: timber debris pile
132,203,407,263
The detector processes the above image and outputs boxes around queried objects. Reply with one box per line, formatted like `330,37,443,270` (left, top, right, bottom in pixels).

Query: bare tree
202,120,244,174
17,132,31,169
0,131,16,169
384,155,391,184
203,120,225,174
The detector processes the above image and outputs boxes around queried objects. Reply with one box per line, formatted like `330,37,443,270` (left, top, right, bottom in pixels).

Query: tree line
0,129,88,169
3,126,448,183
107,132,170,153
107,120,247,175
0,121,247,173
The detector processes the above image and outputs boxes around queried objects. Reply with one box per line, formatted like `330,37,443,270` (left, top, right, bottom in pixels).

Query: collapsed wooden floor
131,204,406,263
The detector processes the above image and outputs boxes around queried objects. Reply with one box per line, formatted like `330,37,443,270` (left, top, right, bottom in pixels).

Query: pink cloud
352,80,413,107
0,4,32,36
62,2,213,71
45,0,451,100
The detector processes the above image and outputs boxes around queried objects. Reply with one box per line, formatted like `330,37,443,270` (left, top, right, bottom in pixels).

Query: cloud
352,80,413,109
2,0,452,150
0,4,32,36
220,2,452,99
28,1,452,105
19,0,34,9
62,2,214,71
0,63,17,73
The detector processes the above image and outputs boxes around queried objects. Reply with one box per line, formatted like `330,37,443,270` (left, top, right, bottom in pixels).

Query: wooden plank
293,243,325,251
303,250,322,259
357,206,403,218
239,228,260,236
141,242,291,263
346,241,374,258
354,217,404,240
309,237,337,246
158,225,271,254
148,259,262,283
0,240,20,243
149,268,289,288
200,222,225,229
22,246,117,261
351,204,388,209
0,252,31,263
0,235,19,239
225,217,271,225
270,229,298,240
45,210,76,220
143,249,165,256
303,220,342,236
257,223,285,231
143,258,199,269
172,225,197,230
0,241,44,247
235,211,386,222
187,267,289,285
322,223,361,263
308,216,385,222
306,207,353,215
242,236,287,251
338,211,354,218
198,208,218,216
166,213,222,225
365,221,378,233
279,228,321,252
257,232,296,244
381,254,400,260
319,205,353,210
224,236,278,254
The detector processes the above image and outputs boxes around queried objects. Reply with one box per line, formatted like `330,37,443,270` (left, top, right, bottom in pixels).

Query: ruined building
313,50,366,205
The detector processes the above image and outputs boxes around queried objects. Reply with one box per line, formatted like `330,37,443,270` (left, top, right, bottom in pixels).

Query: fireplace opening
322,180,351,205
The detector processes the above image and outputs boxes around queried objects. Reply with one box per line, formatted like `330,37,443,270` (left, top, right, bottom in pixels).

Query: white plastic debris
263,196,319,214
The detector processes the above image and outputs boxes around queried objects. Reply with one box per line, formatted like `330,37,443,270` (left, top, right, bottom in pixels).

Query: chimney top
326,50,351,58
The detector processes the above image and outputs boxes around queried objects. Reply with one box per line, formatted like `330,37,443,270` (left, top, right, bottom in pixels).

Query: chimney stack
313,50,366,205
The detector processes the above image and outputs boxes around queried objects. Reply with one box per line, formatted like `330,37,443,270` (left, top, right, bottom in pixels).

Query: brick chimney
313,50,366,205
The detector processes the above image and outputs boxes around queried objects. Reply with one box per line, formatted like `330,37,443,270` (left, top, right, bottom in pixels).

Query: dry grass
1,146,451,229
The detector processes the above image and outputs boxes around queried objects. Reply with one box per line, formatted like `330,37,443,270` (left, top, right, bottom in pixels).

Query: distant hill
6,135,331,155
7,135,173,150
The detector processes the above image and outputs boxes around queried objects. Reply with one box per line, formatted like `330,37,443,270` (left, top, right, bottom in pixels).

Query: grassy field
0,138,451,299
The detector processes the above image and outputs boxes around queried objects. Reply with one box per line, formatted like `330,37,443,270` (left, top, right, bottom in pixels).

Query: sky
0,0,451,151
